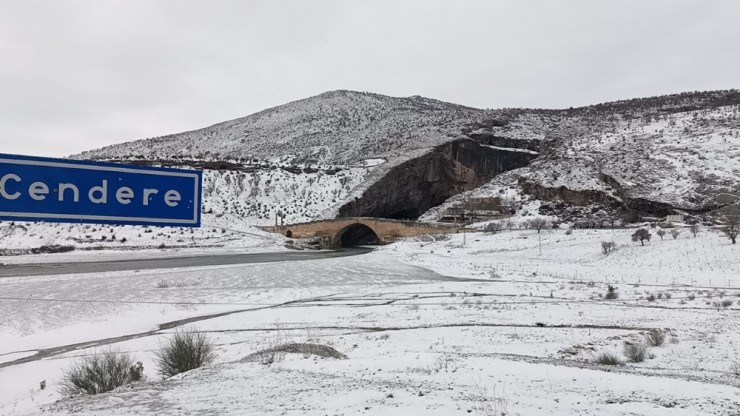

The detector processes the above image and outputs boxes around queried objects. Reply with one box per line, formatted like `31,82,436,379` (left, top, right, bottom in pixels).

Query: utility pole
538,230,542,256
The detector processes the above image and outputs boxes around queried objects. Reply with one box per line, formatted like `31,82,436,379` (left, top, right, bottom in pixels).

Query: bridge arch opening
335,223,381,247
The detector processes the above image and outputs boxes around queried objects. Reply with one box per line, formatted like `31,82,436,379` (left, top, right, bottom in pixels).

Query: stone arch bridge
261,217,463,248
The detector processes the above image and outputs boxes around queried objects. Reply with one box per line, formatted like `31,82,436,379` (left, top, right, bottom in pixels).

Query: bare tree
723,216,739,244
502,219,515,232
656,229,666,240
528,218,549,234
689,224,699,237
670,229,681,239
631,228,651,246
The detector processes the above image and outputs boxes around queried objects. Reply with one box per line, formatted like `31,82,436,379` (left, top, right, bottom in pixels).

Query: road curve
0,247,373,278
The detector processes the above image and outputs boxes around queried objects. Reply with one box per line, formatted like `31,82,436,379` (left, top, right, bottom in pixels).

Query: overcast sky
1,0,739,157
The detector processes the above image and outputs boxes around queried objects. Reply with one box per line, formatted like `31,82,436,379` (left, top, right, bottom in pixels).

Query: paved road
0,247,373,278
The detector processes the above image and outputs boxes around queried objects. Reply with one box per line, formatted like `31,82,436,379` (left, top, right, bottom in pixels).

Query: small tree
483,222,502,234
631,228,651,246
689,224,699,237
502,219,515,232
601,241,616,255
528,218,549,234
723,217,739,245
670,229,681,239
604,285,619,299
656,229,666,240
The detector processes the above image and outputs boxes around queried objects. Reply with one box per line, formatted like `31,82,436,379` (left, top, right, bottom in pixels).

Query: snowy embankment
0,212,286,265
1,228,739,415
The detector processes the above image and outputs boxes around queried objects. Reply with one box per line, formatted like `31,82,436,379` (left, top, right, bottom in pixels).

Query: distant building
439,197,512,224
665,214,684,223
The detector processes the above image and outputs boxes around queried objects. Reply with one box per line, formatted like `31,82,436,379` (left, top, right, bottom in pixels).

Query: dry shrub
60,349,143,396
155,329,216,378
624,342,649,363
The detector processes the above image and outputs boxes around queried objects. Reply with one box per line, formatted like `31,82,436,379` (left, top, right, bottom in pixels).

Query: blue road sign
0,154,202,227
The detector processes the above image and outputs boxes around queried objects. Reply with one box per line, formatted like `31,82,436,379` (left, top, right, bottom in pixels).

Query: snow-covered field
2,228,740,415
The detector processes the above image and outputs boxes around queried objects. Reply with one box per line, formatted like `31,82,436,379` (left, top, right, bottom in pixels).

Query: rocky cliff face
338,139,538,219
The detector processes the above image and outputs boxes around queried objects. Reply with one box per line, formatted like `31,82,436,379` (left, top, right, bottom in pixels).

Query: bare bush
155,329,216,378
59,349,143,396
474,382,508,416
483,222,503,234
427,352,456,373
604,285,619,300
601,241,616,255
656,229,666,240
623,342,649,363
730,362,740,378
645,329,666,347
670,229,681,239
595,352,623,366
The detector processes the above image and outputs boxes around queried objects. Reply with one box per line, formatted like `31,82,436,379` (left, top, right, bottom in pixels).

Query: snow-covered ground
201,164,374,225
2,228,740,415
0,212,286,257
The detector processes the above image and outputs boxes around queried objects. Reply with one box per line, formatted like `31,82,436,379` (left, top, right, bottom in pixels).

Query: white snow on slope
3,228,740,415
76,90,482,165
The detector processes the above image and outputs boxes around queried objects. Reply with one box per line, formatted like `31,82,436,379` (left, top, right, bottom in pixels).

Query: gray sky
1,0,739,157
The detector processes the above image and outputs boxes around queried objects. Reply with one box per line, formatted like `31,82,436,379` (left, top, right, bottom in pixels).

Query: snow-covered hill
77,90,483,165
2,89,739,252
426,100,740,224
77,89,740,225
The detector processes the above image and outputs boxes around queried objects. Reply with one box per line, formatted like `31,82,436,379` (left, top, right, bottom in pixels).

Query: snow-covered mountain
431,91,740,225
77,90,483,165
3,89,739,252
79,89,740,225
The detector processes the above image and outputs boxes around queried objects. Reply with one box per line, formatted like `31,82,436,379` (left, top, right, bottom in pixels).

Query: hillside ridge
74,88,740,228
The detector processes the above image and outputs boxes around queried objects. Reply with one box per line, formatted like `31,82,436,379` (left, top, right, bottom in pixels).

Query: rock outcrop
338,139,538,219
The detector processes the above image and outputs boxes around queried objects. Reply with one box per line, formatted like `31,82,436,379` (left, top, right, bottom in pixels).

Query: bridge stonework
261,217,462,248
